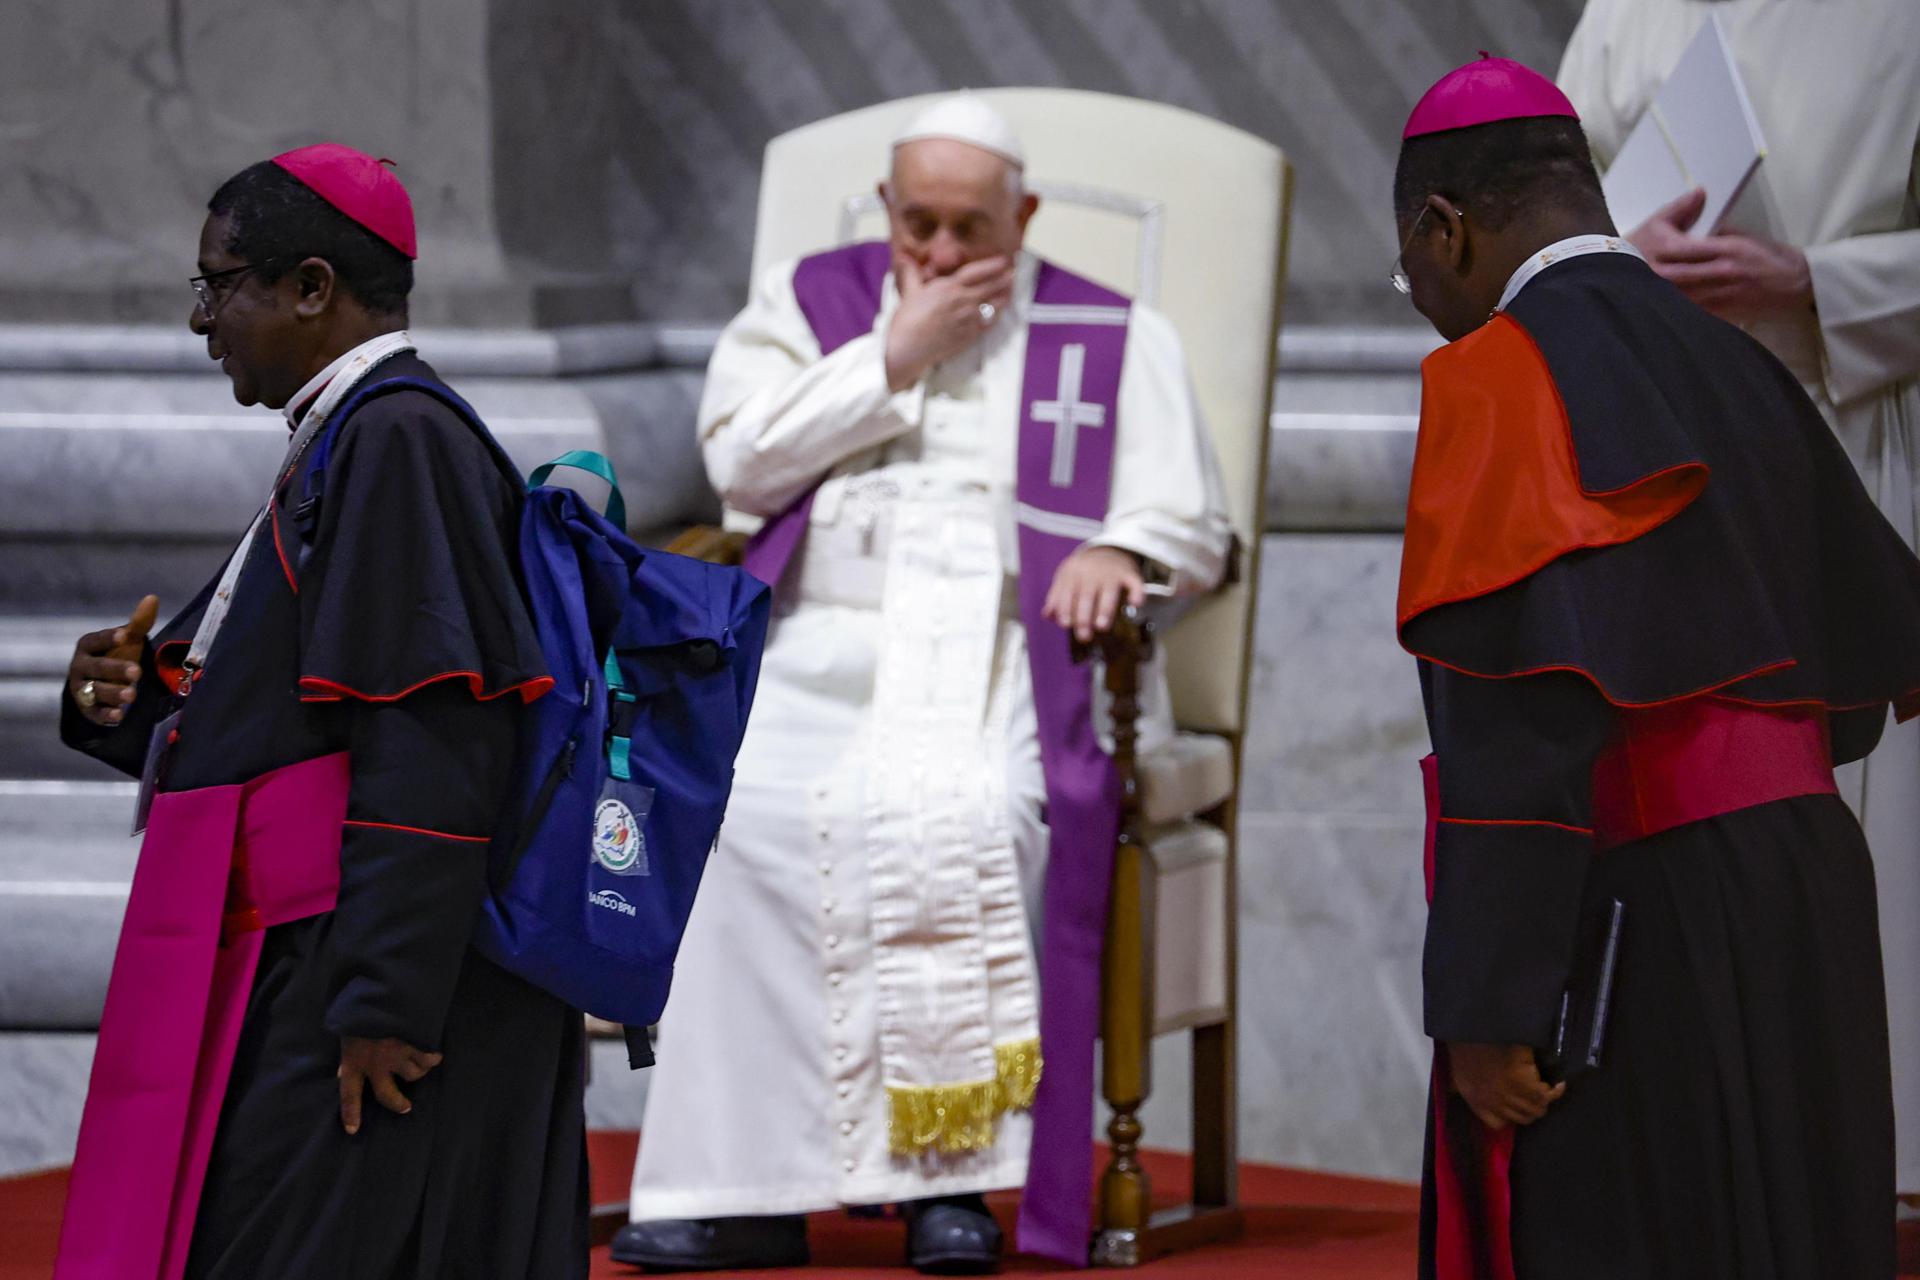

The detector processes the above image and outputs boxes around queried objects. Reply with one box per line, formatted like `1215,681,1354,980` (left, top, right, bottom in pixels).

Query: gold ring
76,680,98,709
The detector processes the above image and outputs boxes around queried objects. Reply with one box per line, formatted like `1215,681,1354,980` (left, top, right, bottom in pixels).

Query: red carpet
585,1132,1421,1278
4,1133,1916,1278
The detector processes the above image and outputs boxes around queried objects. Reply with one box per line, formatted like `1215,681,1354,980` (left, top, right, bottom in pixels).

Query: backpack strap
604,648,636,781
529,449,628,532
623,1024,656,1070
534,450,638,782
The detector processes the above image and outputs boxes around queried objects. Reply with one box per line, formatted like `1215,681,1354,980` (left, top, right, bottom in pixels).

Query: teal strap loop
604,649,635,781
530,449,627,531
610,733,632,782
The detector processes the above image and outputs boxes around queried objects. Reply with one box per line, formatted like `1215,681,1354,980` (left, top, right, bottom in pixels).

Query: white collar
1495,234,1643,314
283,329,415,428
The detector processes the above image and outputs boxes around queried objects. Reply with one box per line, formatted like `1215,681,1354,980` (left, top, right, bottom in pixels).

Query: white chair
728,88,1291,1266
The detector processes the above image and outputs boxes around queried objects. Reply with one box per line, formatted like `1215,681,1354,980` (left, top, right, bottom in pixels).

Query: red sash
55,752,348,1280
1591,699,1835,849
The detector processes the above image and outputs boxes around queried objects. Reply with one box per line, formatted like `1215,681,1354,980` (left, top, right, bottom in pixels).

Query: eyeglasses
188,258,287,318
1389,205,1462,296
1388,207,1430,295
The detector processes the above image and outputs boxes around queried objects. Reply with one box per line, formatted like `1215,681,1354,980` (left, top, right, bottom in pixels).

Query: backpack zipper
495,736,578,887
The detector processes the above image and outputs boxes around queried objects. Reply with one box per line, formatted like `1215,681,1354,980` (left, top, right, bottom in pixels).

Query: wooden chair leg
1087,610,1155,1267
1191,1020,1237,1208
1094,838,1155,1266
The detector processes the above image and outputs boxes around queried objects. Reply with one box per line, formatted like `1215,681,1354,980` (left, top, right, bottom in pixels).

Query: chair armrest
664,524,749,565
1069,604,1154,673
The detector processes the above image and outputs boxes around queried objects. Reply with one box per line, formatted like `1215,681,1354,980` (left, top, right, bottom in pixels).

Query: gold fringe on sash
886,1038,1045,1156
993,1037,1043,1112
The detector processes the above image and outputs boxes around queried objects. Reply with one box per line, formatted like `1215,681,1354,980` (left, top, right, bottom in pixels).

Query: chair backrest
751,89,1291,736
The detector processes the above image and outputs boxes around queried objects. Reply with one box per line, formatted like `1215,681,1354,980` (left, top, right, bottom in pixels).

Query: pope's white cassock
629,248,1230,1217
1562,0,1920,1190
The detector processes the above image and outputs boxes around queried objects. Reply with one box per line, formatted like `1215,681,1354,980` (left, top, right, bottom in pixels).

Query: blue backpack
302,377,771,1055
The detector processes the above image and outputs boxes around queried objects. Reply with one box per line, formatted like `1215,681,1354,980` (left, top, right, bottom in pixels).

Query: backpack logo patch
593,797,647,875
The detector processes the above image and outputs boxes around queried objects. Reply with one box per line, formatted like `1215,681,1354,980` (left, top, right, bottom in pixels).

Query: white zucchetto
892,93,1026,169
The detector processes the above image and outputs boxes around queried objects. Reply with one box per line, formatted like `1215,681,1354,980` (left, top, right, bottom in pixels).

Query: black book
1541,898,1626,1085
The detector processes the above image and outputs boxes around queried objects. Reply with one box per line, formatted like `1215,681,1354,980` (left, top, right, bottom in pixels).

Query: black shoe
904,1195,1002,1275
609,1215,809,1271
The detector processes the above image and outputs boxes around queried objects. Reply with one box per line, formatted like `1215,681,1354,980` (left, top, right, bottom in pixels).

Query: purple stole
55,753,349,1280
746,241,1128,1265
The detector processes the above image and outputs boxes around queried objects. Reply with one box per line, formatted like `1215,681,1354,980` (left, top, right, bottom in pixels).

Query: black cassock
64,352,588,1279
1401,255,1920,1279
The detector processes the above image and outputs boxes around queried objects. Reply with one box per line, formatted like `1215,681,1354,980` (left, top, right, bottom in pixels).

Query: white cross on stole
1031,343,1107,489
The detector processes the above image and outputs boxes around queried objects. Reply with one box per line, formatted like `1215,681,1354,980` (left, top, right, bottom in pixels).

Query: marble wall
0,0,1579,326
1233,533,1432,1176
0,0,521,324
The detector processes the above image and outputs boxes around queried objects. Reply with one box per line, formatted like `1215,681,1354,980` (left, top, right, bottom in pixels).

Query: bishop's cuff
1423,815,1593,1048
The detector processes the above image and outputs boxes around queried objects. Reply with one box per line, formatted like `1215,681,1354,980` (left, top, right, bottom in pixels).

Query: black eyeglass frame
188,256,294,316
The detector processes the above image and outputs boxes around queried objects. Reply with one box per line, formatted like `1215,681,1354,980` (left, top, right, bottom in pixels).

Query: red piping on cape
1413,648,1920,724
1396,314,1707,633
299,670,554,705
1437,815,1594,837
343,819,490,844
1411,651,1801,710
269,503,298,595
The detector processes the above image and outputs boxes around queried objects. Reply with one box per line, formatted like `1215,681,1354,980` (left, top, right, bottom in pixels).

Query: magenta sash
55,751,349,1280
766,243,1130,1264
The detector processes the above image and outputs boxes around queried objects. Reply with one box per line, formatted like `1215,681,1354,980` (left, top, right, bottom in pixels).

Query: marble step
0,1031,95,1176
0,370,610,540
0,323,713,378
0,781,139,1029
0,617,128,779
0,361,720,615
0,322,1423,558
0,321,1430,379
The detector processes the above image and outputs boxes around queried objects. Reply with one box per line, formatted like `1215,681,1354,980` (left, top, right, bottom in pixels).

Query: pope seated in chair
612,95,1231,1275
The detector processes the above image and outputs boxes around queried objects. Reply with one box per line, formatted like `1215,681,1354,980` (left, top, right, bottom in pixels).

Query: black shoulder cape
1398,253,1920,763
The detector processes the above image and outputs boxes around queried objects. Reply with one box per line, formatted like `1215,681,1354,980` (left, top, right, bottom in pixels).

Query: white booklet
1600,13,1771,236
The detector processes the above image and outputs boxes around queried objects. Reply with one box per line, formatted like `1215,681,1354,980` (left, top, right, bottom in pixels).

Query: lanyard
1495,235,1644,314
181,331,416,684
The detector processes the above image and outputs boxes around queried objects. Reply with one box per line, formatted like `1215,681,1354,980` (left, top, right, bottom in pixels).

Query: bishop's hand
337,1035,443,1134
883,252,1015,392
1446,1041,1565,1131
1044,545,1146,643
66,594,159,727
1629,187,1812,319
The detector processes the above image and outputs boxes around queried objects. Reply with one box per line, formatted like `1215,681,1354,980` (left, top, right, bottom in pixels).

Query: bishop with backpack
54,145,592,1280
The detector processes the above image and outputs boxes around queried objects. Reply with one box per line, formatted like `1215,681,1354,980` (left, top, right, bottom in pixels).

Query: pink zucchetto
270,143,418,259
1402,54,1579,139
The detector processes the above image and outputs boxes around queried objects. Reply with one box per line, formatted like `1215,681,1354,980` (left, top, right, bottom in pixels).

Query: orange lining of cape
1396,314,1707,631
